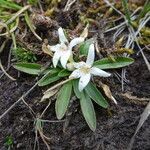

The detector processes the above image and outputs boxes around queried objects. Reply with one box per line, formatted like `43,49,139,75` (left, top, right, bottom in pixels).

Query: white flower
48,27,84,68
69,44,111,91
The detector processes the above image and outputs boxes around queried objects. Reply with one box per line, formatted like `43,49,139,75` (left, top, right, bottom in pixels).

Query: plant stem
0,60,16,81
44,78,72,93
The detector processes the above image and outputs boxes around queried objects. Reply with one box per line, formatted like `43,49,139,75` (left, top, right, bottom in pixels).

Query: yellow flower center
60,44,68,51
80,66,90,74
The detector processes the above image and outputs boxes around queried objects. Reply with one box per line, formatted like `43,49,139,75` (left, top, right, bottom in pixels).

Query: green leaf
55,81,72,119
73,79,81,99
93,57,134,69
85,82,109,108
79,38,94,56
13,62,42,75
121,0,131,25
80,92,96,131
138,0,150,19
25,12,42,41
58,69,71,77
0,0,22,10
28,0,38,5
38,69,60,86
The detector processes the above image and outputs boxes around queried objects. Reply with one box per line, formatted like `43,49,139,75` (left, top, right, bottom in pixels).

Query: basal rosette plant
13,27,134,131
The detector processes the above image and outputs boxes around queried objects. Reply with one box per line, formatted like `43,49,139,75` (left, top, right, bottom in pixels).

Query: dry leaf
41,89,58,102
80,24,89,39
100,83,117,104
121,92,150,102
42,40,53,56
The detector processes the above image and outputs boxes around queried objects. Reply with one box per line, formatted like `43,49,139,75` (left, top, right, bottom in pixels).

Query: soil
0,51,150,150
0,1,150,150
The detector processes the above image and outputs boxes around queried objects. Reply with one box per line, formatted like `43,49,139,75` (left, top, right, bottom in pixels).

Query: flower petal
47,44,60,52
69,69,81,79
69,37,84,50
79,73,91,91
80,24,89,39
73,62,86,69
86,44,95,67
60,51,71,68
91,67,111,77
53,51,61,68
58,27,68,44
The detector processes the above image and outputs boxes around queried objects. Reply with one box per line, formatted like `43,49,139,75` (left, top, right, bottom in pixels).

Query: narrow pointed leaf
93,57,134,69
38,69,60,86
55,81,72,119
138,0,150,19
0,0,22,10
58,69,71,77
79,38,94,56
13,62,42,75
73,79,81,99
121,0,131,24
85,82,109,108
80,92,96,131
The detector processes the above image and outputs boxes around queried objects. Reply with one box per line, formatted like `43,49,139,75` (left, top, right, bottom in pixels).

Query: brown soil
0,52,150,150
0,1,150,150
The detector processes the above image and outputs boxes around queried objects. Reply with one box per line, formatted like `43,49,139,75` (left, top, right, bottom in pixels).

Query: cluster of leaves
13,47,37,62
0,0,42,50
4,135,13,149
13,40,134,131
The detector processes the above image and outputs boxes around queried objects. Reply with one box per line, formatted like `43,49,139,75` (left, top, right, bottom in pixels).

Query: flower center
60,43,68,51
79,66,90,74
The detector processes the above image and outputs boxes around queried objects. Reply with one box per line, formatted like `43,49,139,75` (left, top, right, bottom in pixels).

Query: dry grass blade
0,22,10,36
44,78,72,93
128,101,150,150
64,0,77,11
6,5,31,25
0,81,38,120
0,17,19,36
0,39,8,53
0,59,16,81
136,41,150,72
34,118,51,150
0,62,54,120
103,0,124,16
121,92,150,102
25,11,42,41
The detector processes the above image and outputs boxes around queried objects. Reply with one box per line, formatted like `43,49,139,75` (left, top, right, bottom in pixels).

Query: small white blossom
48,27,84,68
69,44,111,91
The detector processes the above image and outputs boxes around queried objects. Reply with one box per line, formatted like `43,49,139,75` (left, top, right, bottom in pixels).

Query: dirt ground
0,0,150,150
0,51,150,150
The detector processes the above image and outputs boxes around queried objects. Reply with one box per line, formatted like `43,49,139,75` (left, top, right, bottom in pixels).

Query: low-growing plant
13,46,37,62
13,27,134,131
4,135,13,150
